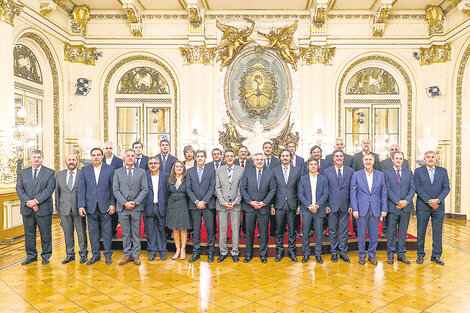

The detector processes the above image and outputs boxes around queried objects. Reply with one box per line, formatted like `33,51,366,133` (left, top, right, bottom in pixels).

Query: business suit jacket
145,170,169,216
325,153,353,168
186,165,217,209
157,153,177,174
235,158,253,168
297,174,329,217
272,165,301,210
292,155,307,175
240,167,277,215
107,155,123,169
55,169,81,216
136,155,149,171
77,163,116,214
324,166,355,213
113,167,148,212
350,170,388,217
352,151,381,171
384,168,415,214
264,156,280,170
380,157,410,172
215,164,244,211
414,166,450,212
16,166,56,216
207,160,226,172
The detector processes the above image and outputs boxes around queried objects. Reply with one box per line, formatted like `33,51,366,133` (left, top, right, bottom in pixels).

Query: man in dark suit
287,142,305,238
240,153,277,263
263,141,280,237
132,141,149,171
235,145,253,169
324,149,354,263
298,157,329,263
352,139,381,171
103,141,123,239
415,151,450,265
55,154,88,264
78,147,116,265
186,150,217,263
145,156,169,261
272,149,301,262
156,139,177,174
207,148,226,170
384,151,415,265
350,153,388,265
325,138,353,168
309,145,329,237
16,150,56,265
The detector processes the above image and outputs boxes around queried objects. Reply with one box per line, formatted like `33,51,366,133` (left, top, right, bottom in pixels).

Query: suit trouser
190,208,215,254
241,212,246,235
111,213,119,236
87,210,113,258
328,210,350,256
22,213,52,261
357,210,380,259
417,208,444,259
269,214,276,236
60,213,88,257
294,214,301,233
218,209,241,256
387,211,411,258
382,215,388,235
275,203,296,255
245,210,269,257
302,213,324,256
145,209,167,255
118,209,142,258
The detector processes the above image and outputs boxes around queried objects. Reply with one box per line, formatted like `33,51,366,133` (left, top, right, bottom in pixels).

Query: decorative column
0,0,22,190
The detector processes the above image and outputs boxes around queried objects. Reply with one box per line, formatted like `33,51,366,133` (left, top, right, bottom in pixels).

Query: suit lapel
32,168,44,189
359,170,370,194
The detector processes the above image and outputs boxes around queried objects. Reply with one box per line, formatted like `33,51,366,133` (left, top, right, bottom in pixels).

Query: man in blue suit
415,151,450,265
186,150,217,263
78,147,116,265
132,141,149,171
240,153,277,263
324,149,354,263
384,151,415,265
288,141,305,238
145,156,169,261
263,141,280,237
298,157,329,263
156,139,177,174
350,153,388,265
272,149,301,262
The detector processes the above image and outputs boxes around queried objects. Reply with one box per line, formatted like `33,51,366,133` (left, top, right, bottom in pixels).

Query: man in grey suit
16,150,56,265
352,139,381,171
325,138,353,168
113,149,148,265
215,149,244,263
55,154,88,264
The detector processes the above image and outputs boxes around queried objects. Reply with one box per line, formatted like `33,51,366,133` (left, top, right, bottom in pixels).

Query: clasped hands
223,202,236,210
249,201,265,210
427,198,439,210
26,199,39,212
124,201,136,210
196,201,206,209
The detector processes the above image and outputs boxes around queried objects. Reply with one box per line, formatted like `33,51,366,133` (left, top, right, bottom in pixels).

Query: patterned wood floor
1,217,470,312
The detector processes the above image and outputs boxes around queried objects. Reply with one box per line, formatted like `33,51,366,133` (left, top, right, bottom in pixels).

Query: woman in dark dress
166,160,191,260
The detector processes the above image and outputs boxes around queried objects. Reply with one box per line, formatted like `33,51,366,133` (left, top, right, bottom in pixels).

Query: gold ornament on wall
425,5,444,35
180,45,215,65
14,44,43,84
458,1,470,15
214,18,255,71
270,114,299,157
419,43,452,66
189,7,202,28
70,5,90,35
346,67,399,95
123,1,143,37
64,43,97,66
218,114,247,153
0,0,23,26
39,0,56,16
300,45,335,65
117,66,170,94
258,20,300,71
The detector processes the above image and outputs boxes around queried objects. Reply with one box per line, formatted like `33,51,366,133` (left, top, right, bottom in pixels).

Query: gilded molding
21,33,60,172
0,136,17,185
122,1,143,37
64,43,97,66
70,5,90,36
425,5,444,35
373,2,392,37
419,43,451,65
0,0,23,26
215,18,254,70
103,55,178,155
39,0,56,16
189,7,203,28
337,56,413,163
180,45,215,65
207,14,309,20
300,45,335,65
458,0,470,15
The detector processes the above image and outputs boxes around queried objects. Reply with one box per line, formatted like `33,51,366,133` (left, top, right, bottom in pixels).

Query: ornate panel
116,67,170,94
14,44,43,84
346,67,398,95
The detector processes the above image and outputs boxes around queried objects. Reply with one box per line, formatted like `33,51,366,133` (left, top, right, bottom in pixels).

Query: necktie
33,168,38,181
136,158,140,168
291,161,294,167
397,169,402,184
227,167,232,185
429,168,434,184
128,168,133,183
68,171,74,191
257,169,262,190
198,167,203,183
266,158,270,169
216,163,219,169
241,160,245,168
162,155,167,171
283,166,288,184
337,168,343,185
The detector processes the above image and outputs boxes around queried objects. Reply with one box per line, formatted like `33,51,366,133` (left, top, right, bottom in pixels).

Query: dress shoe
387,257,394,265
315,256,323,264
62,256,75,264
232,255,239,263
340,254,351,263
42,259,50,265
275,253,283,262
331,254,338,263
243,256,252,263
260,257,267,263
288,253,298,262
309,230,314,237
368,257,378,265
397,257,411,264
160,252,167,260
358,257,366,265
21,258,37,266
119,256,132,266
105,257,113,265
148,254,156,261
431,257,445,265
207,254,214,263
217,254,227,263
86,256,101,265
416,256,424,264
188,253,200,263
80,256,88,264
302,255,310,263
256,233,261,239
134,257,141,265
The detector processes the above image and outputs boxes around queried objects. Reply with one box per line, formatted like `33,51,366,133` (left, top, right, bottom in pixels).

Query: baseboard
445,213,467,220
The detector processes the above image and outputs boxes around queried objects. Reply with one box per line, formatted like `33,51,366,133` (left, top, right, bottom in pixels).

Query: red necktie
397,169,402,184
241,160,245,168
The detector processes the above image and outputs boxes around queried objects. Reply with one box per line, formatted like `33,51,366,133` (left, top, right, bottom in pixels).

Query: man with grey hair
325,138,353,168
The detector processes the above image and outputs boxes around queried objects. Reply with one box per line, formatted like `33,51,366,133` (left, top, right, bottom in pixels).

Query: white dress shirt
335,165,344,176
93,164,102,184
151,173,159,203
32,166,42,177
292,156,296,167
309,174,318,206
67,168,77,187
105,156,113,165
365,169,374,192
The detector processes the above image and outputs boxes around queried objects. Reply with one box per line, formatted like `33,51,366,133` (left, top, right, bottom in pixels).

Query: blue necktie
266,158,270,169
33,169,38,181
257,169,262,190
198,167,203,183
136,158,140,168
337,168,343,186
429,168,434,184
162,155,167,171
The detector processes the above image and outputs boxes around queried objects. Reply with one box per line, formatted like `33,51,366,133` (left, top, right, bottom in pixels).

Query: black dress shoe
315,256,323,264
331,254,338,263
189,253,200,263
232,255,239,263
207,254,214,263
431,257,445,265
21,258,37,266
160,252,167,260
275,253,283,262
302,255,309,263
368,257,378,265
340,254,351,263
358,257,366,265
387,258,394,265
105,257,113,265
42,259,50,265
62,256,75,264
148,254,156,261
397,257,411,264
243,256,252,263
80,256,88,264
288,254,298,262
260,257,267,263
217,254,227,263
416,256,424,264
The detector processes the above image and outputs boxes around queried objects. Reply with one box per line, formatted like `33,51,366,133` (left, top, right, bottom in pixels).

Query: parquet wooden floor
1,217,470,312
